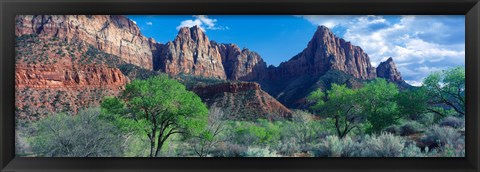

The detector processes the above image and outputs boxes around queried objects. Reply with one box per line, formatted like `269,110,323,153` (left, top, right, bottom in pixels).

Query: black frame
1,0,479,171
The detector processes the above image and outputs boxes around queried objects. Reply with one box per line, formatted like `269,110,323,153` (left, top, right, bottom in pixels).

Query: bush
421,125,463,149
30,108,122,157
384,125,400,135
439,116,464,128
243,147,278,157
399,121,423,136
313,135,360,157
400,143,427,157
275,137,301,156
360,132,405,157
210,142,247,157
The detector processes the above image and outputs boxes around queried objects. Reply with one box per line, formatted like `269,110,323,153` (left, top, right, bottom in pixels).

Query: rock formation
14,15,410,120
192,82,292,120
15,15,154,69
15,64,129,89
215,43,269,81
269,26,377,81
154,26,227,79
376,57,403,83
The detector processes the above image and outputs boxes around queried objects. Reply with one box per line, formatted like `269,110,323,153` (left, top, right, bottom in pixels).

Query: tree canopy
101,75,209,157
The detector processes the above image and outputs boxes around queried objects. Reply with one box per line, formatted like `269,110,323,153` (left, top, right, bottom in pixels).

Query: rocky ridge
192,82,293,120
15,15,154,69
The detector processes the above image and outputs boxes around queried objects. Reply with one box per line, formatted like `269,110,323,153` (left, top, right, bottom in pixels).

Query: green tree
101,75,209,157
307,84,362,138
358,78,400,133
423,67,465,116
396,87,430,119
31,108,122,157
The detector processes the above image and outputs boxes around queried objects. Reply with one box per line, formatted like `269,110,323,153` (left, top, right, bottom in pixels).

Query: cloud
130,19,137,24
146,21,153,26
176,15,227,32
299,15,465,85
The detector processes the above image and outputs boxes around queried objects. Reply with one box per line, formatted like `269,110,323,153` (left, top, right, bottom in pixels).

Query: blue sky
128,15,465,86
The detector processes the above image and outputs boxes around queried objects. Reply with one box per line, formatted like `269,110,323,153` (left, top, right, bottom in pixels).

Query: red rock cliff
155,26,227,79
270,26,377,80
15,15,153,69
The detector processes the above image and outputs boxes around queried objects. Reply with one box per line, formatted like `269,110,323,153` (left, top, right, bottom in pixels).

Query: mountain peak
377,57,403,83
176,25,208,43
313,25,334,39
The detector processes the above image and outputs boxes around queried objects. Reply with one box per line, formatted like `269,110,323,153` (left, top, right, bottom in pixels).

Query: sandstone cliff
215,42,268,81
376,57,403,83
192,82,292,120
15,15,153,69
155,26,227,79
376,57,410,88
270,26,377,81
16,64,129,89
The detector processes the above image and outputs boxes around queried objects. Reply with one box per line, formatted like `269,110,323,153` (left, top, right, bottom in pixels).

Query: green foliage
102,75,208,157
423,67,465,116
358,78,400,133
30,108,122,157
306,88,326,111
396,87,430,119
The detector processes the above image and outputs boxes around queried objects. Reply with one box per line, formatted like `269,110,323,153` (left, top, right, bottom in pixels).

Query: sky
128,15,465,86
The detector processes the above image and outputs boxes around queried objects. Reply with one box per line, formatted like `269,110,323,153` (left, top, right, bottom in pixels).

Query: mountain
153,26,269,81
215,42,269,81
191,82,292,121
153,26,227,79
14,15,409,120
376,57,411,88
15,15,154,70
269,26,377,81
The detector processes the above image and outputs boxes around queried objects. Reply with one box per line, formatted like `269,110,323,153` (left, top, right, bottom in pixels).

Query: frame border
1,0,479,171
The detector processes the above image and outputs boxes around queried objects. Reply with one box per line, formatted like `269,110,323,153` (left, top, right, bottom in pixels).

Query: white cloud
299,15,465,84
146,21,153,26
130,19,137,24
405,80,423,87
176,15,227,32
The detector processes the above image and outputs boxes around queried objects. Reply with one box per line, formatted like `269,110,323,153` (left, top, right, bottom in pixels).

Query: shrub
421,125,463,149
360,132,405,157
399,121,423,136
400,143,428,157
313,135,360,157
243,147,278,157
439,116,464,128
30,108,122,157
275,137,301,156
210,142,247,157
384,125,400,135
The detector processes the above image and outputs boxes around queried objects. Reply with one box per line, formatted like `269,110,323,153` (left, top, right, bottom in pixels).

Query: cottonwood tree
423,67,465,116
307,84,362,138
102,75,208,157
357,79,400,133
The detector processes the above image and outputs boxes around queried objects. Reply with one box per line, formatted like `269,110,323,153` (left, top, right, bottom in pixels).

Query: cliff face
15,15,154,69
270,26,377,81
192,82,292,120
215,43,268,81
376,57,403,83
155,26,227,79
16,64,129,89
